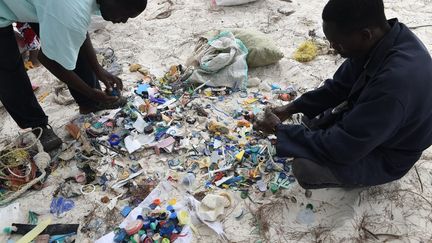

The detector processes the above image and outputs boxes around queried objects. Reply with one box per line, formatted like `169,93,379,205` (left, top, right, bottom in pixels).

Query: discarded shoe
79,96,127,114
32,125,63,152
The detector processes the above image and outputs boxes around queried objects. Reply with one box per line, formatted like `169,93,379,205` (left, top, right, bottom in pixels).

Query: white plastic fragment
124,135,142,154
132,114,147,133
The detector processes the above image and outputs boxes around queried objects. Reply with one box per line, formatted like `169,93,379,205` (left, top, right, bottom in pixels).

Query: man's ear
360,28,373,41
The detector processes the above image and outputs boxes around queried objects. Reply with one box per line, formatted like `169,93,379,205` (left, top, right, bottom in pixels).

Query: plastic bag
186,31,249,90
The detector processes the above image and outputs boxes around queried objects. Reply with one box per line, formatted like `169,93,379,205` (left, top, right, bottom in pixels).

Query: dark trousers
0,24,100,129
292,158,346,189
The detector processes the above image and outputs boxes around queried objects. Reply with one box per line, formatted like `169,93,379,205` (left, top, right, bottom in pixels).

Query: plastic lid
168,198,177,205
270,183,279,193
150,222,157,230
153,199,161,205
125,220,144,235
152,233,161,241
169,212,177,219
166,205,174,212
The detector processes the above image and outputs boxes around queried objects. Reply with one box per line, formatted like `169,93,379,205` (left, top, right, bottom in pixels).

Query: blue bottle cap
169,212,177,219
166,205,174,212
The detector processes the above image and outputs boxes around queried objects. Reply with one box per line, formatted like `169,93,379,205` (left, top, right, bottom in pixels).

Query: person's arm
275,74,405,166
38,51,118,103
266,59,358,129
81,33,123,91
81,33,101,72
292,59,359,118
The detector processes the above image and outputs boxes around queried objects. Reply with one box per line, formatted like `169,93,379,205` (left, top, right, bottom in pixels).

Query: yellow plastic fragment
204,90,213,97
235,150,245,161
17,218,52,243
178,210,197,233
243,98,258,105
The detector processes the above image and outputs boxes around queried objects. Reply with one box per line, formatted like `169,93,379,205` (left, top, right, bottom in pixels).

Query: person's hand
253,108,282,134
91,88,119,103
95,68,123,93
272,103,296,122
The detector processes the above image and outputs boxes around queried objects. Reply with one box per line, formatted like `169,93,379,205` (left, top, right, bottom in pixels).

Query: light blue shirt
0,0,100,70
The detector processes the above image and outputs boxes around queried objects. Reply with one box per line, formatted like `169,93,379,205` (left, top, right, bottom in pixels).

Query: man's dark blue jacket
276,19,432,186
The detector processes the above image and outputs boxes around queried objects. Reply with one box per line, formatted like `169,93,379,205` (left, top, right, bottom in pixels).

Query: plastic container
182,172,196,187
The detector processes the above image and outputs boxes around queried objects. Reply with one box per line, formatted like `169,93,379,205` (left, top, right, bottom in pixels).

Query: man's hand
96,68,123,93
91,88,120,103
272,103,298,122
253,108,282,134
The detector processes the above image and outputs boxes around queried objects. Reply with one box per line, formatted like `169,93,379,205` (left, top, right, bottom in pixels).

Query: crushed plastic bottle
182,172,196,187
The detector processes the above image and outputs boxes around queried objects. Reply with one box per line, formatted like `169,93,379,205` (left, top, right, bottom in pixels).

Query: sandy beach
1,0,432,242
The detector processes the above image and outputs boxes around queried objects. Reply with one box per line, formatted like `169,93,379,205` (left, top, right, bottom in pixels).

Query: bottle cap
125,220,144,235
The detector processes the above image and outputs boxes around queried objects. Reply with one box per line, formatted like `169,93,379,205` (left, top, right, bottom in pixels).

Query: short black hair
126,0,147,12
322,0,387,33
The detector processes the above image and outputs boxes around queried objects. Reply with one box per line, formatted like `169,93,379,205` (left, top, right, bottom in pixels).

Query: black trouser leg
0,25,48,129
29,23,100,108
292,158,345,189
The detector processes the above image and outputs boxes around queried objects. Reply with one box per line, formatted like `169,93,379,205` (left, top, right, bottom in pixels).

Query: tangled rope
0,127,51,206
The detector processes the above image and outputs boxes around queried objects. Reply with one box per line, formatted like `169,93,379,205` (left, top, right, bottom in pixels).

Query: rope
0,127,42,170
0,127,47,205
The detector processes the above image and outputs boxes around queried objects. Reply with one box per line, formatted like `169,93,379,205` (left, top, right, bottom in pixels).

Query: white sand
1,0,432,242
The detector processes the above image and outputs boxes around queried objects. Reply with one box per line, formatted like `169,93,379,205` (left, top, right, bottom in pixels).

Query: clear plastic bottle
182,172,196,187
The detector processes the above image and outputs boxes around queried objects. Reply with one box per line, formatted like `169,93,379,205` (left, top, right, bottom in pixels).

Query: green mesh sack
230,29,284,68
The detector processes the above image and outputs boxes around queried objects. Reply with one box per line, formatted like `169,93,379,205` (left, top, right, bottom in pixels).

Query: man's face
99,0,142,24
323,21,369,59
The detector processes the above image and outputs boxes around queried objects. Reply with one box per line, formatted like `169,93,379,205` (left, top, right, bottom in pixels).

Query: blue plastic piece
150,97,166,104
49,233,77,243
108,134,121,146
279,172,287,179
120,206,132,217
159,222,175,237
205,181,212,188
149,203,158,210
136,84,150,95
155,128,169,141
114,228,127,242
143,219,151,229
166,205,175,212
50,197,75,216
222,176,243,186
169,212,177,219
271,84,281,90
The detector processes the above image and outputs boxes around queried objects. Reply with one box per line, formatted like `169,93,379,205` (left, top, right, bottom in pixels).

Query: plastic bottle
182,172,196,187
